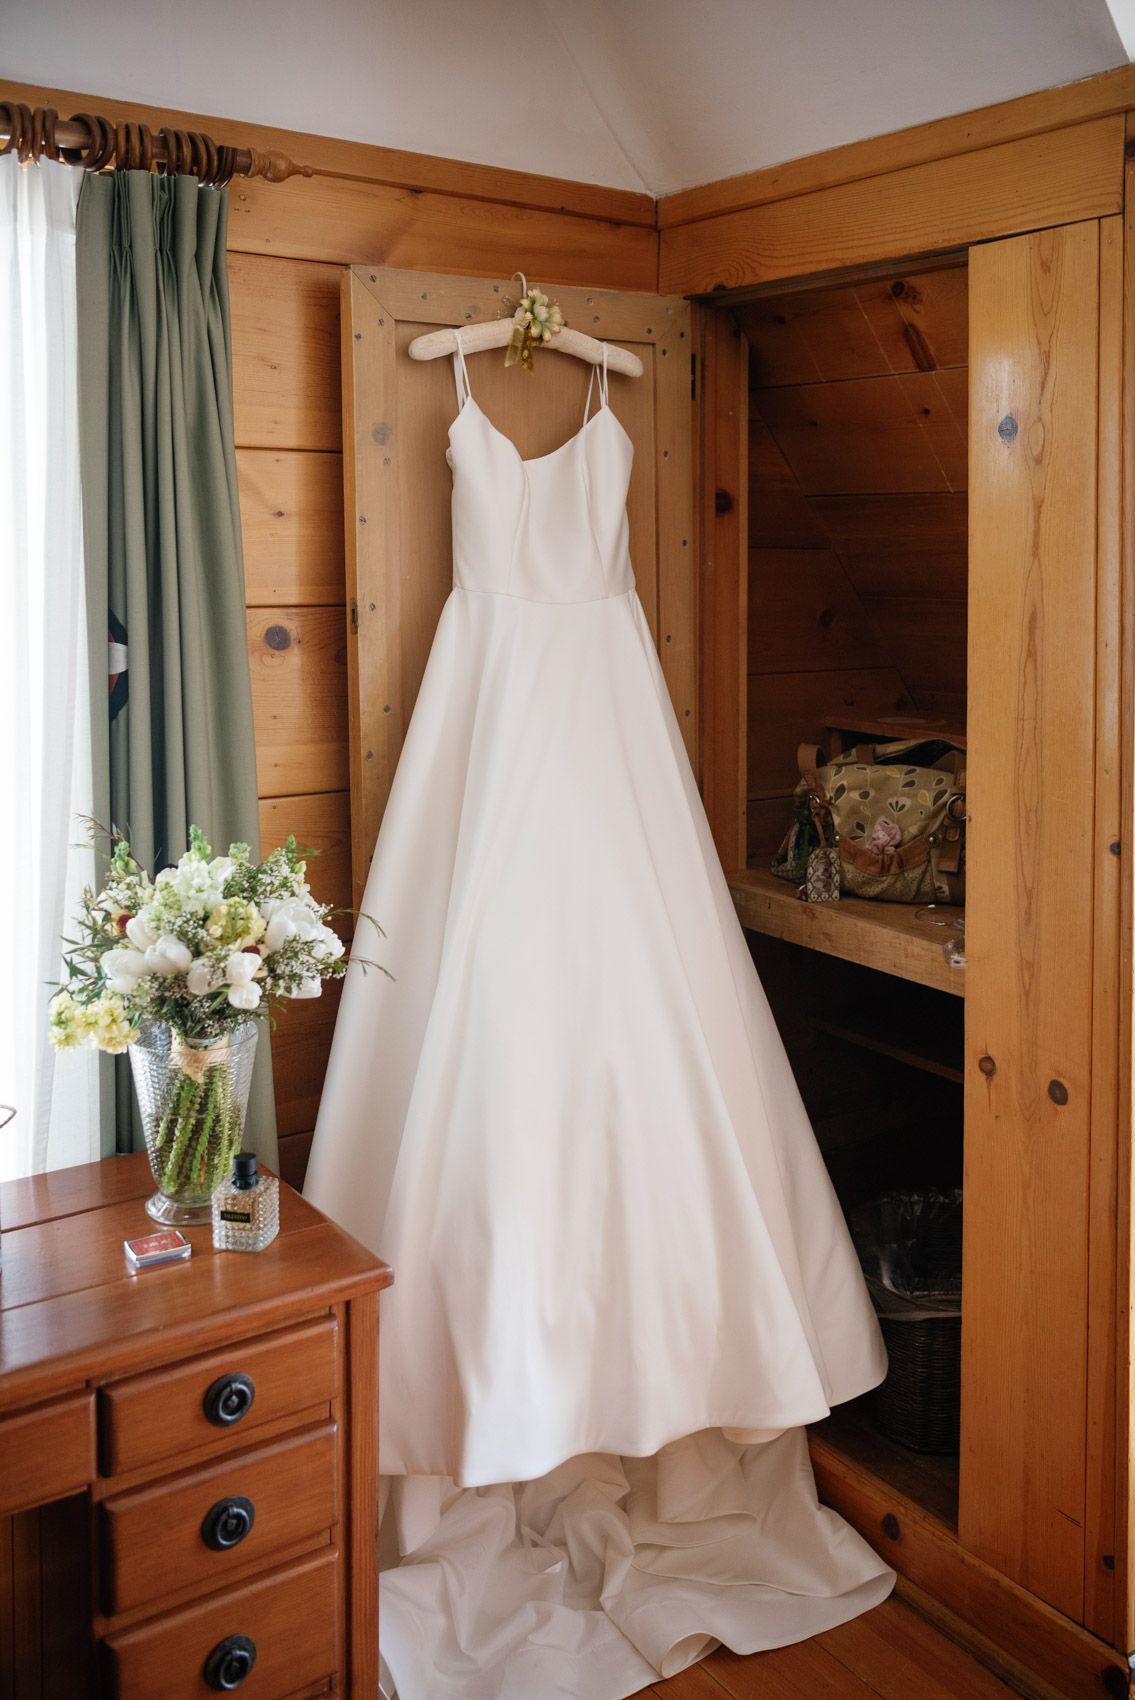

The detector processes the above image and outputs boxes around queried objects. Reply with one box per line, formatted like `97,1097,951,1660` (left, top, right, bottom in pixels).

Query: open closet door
340,267,695,897
963,217,1126,1631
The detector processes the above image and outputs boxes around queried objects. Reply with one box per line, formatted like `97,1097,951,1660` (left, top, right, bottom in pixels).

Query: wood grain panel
228,171,656,288
271,979,343,1138
748,549,882,672
748,667,911,799
239,450,344,604
811,490,969,554
962,222,1100,1618
230,255,342,451
1119,144,1135,1656
0,1396,94,1518
837,547,968,604
660,119,1124,295
278,1130,315,1193
754,373,965,495
699,311,750,873
748,424,831,549
247,608,348,798
858,596,967,696
1084,213,1124,1642
345,1290,380,1696
738,265,967,386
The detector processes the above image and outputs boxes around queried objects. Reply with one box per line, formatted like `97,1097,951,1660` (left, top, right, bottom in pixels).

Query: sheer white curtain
0,155,100,1179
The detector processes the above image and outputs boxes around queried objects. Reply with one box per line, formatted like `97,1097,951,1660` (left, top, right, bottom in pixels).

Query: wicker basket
872,1302,961,1453
851,1188,963,1456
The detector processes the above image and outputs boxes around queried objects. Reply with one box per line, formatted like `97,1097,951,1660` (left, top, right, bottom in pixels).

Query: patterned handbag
776,740,966,904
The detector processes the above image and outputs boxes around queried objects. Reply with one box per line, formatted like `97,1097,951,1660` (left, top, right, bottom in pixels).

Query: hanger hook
511,270,528,300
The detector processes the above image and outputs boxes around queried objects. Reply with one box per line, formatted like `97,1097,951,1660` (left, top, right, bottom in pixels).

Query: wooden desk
0,1154,392,1699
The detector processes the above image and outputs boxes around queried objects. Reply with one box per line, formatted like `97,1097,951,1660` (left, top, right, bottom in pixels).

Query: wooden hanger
407,273,644,377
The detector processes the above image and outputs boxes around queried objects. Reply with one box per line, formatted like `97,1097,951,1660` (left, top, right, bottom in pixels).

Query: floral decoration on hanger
501,271,564,373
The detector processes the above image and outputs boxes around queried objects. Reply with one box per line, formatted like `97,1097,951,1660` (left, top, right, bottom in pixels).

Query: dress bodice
444,332,636,604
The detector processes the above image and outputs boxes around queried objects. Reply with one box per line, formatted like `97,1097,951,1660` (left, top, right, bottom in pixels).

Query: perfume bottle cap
232,1151,258,1190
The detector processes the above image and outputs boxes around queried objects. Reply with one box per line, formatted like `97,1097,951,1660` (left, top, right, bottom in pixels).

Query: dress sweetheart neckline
448,396,631,466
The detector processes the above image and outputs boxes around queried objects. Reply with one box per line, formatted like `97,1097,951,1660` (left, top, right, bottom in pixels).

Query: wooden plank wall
1,81,659,1193
738,264,969,864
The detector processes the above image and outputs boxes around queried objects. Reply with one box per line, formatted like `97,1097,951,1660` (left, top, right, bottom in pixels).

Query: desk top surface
0,1154,392,1412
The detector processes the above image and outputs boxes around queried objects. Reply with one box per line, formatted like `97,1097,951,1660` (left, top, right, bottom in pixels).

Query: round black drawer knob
203,1633,257,1691
201,1494,256,1552
203,1371,256,1427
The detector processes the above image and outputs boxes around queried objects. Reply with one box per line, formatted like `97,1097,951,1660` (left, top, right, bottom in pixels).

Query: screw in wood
997,415,1018,443
978,1055,996,1078
881,1513,901,1541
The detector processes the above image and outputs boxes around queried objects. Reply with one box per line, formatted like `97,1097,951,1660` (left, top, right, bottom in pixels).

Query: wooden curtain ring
212,144,237,188
188,131,212,183
71,113,115,171
38,107,62,162
0,101,23,158
159,126,189,175
199,133,220,186
4,102,34,163
30,106,60,162
115,121,151,172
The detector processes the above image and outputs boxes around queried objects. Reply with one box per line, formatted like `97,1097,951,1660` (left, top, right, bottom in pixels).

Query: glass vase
129,1021,259,1225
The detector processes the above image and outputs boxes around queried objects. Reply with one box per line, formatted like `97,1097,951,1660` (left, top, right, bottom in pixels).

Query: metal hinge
691,353,697,401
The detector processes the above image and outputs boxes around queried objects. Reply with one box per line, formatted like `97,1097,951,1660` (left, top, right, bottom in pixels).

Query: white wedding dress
304,336,895,1699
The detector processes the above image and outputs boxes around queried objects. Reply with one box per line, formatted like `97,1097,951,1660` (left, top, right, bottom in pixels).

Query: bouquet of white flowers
49,825,382,1221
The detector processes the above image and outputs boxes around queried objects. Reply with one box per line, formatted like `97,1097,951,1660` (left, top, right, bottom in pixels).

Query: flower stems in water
150,1057,244,1198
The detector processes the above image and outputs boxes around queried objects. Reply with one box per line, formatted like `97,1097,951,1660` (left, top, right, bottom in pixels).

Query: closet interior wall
738,262,970,1525
0,78,659,1195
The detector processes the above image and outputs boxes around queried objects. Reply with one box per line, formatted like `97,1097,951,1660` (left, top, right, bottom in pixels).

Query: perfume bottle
211,1152,280,1252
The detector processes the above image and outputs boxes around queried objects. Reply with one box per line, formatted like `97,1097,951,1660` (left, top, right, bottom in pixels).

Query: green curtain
75,170,277,1169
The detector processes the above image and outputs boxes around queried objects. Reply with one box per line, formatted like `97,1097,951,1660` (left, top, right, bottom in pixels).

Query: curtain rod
0,102,313,187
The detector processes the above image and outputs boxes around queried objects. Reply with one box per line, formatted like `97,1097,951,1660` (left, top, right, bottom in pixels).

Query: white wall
4,0,1129,196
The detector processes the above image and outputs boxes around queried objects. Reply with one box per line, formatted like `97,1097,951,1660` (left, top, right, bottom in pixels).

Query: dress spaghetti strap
582,343,609,424
452,328,473,411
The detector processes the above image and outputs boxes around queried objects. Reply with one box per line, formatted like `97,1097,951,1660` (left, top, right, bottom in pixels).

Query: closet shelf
728,869,965,998
812,1017,964,1085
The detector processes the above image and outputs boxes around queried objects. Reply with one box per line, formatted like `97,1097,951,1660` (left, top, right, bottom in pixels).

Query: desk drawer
101,1422,337,1616
103,1546,339,1700
100,1316,337,1476
0,1392,95,1516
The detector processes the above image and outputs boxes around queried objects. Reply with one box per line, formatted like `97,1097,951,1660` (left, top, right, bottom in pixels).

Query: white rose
262,896,321,954
186,958,222,996
144,935,194,976
103,947,148,987
227,981,261,1011
287,977,323,999
311,925,344,963
124,914,156,950
224,951,261,987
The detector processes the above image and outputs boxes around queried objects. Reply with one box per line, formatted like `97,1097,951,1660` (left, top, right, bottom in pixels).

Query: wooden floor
645,1595,1023,1699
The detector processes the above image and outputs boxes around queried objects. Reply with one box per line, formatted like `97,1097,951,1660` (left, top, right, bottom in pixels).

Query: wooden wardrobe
663,86,1135,1700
